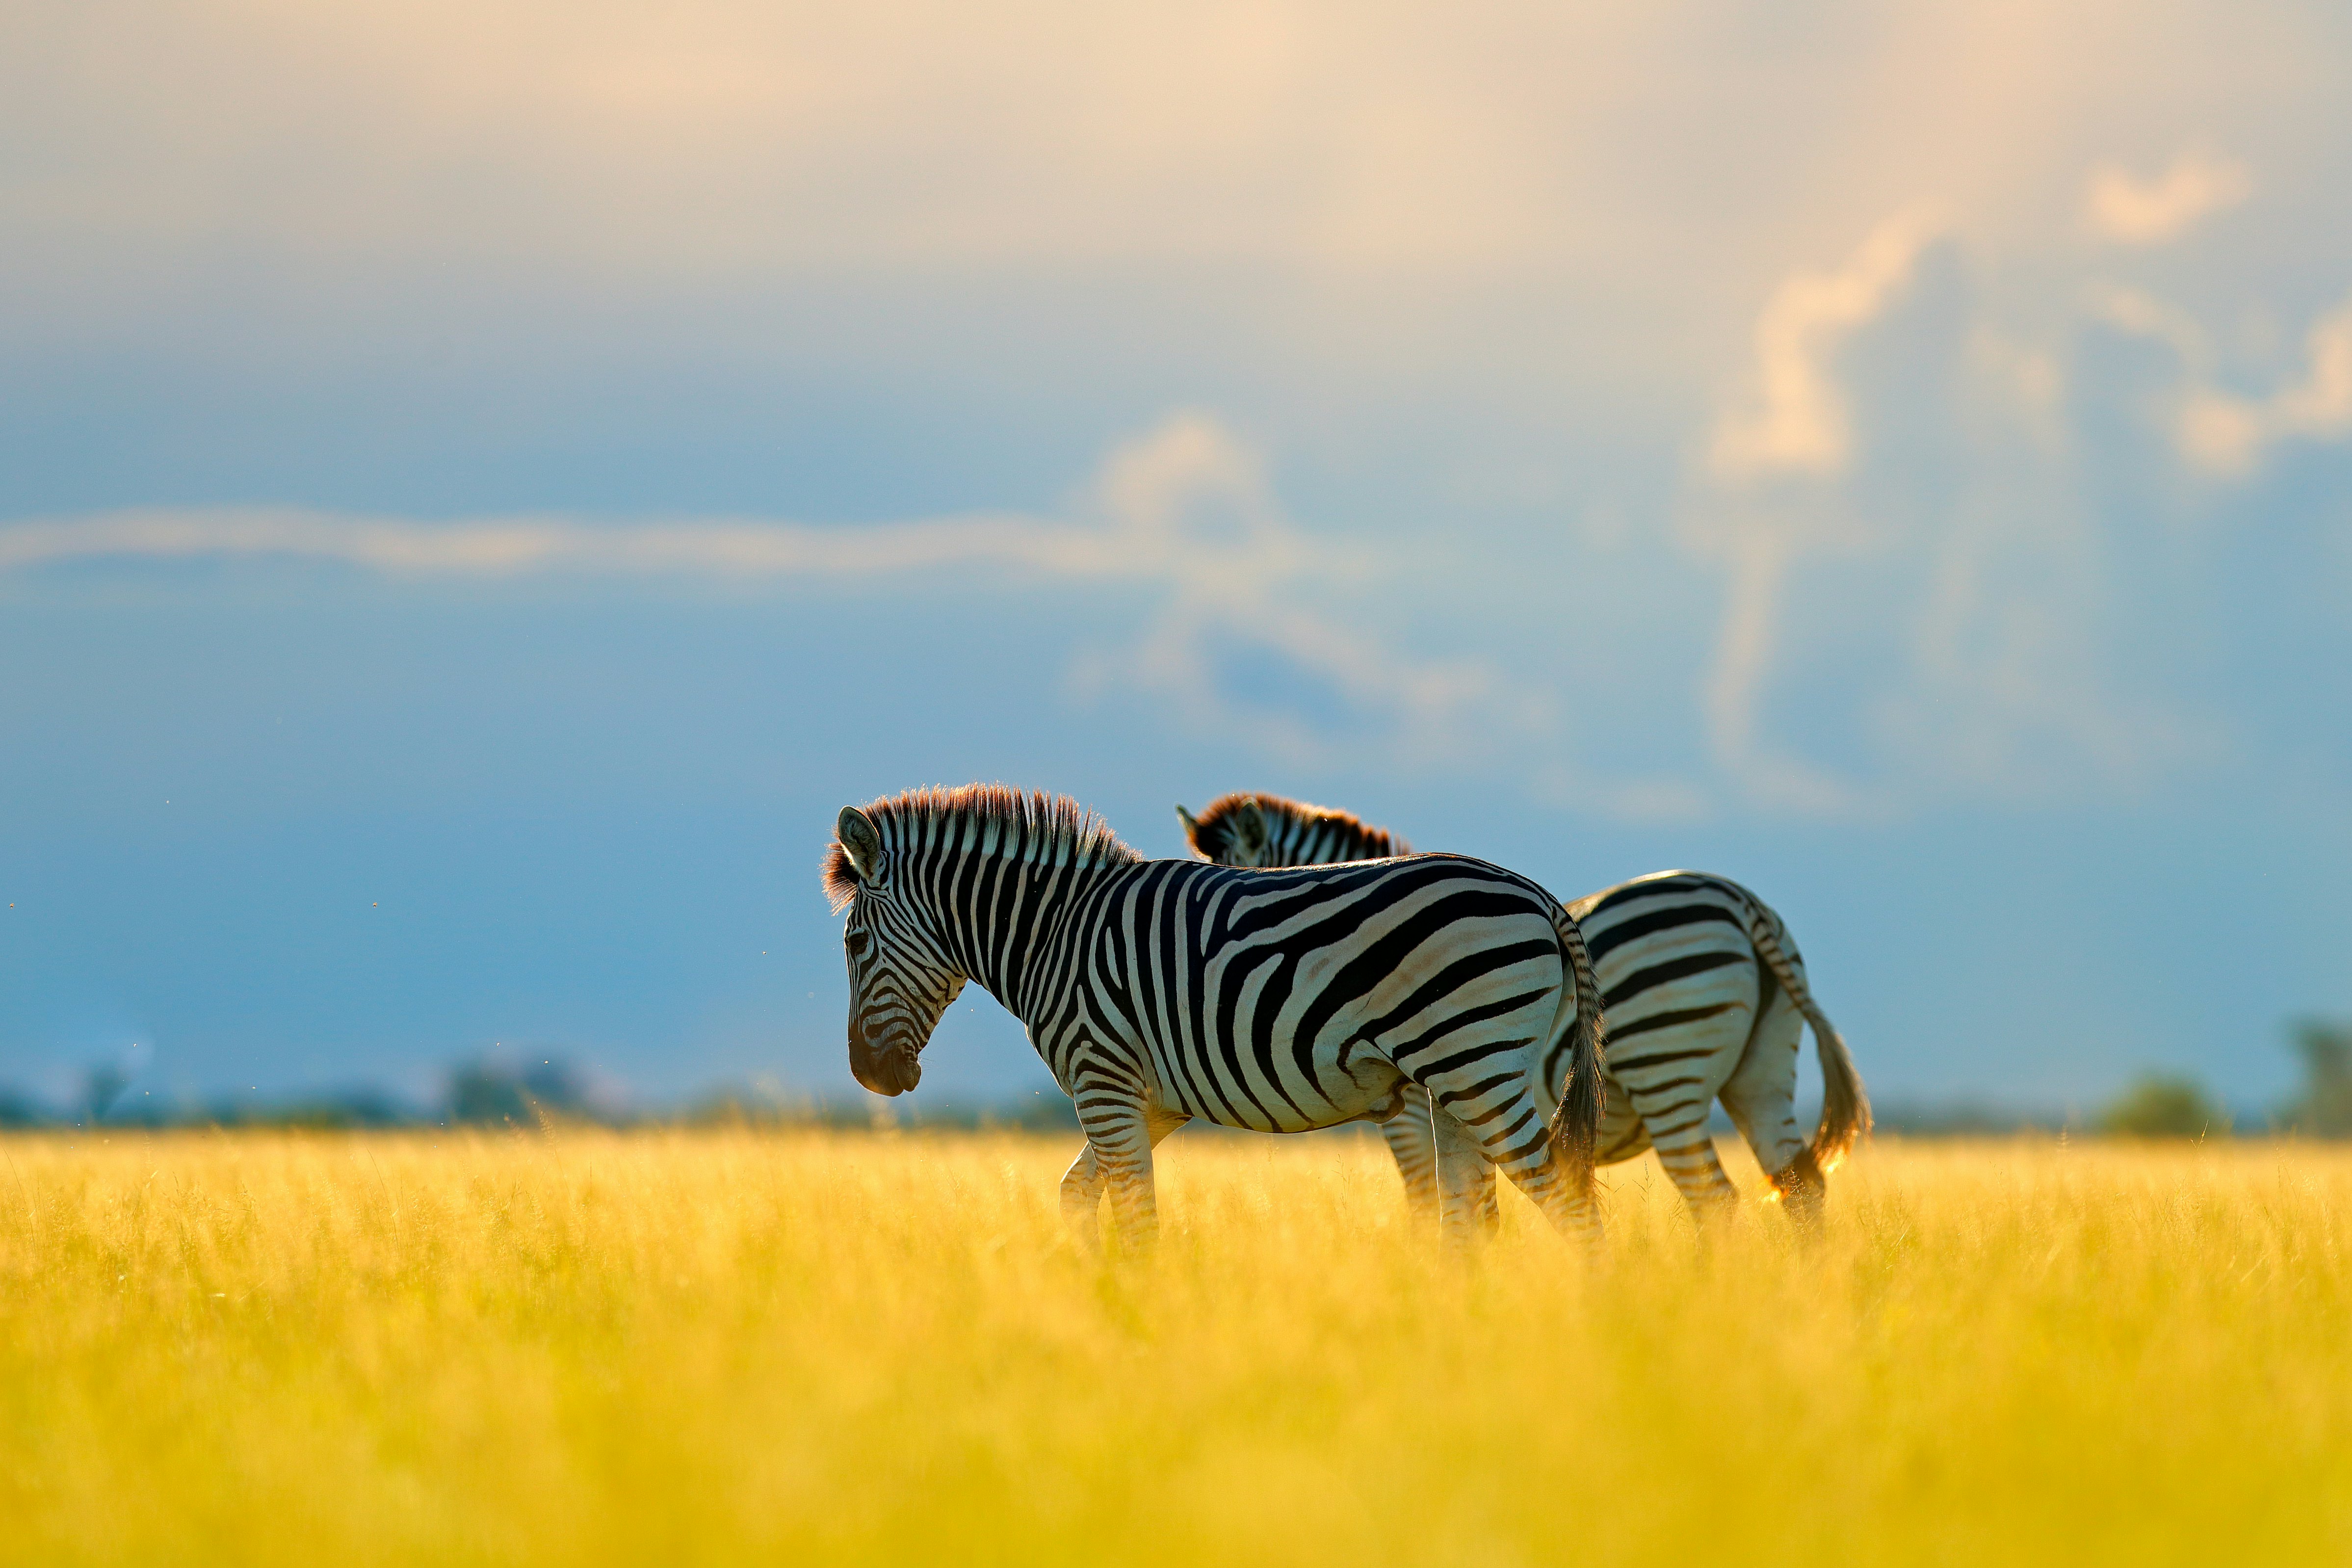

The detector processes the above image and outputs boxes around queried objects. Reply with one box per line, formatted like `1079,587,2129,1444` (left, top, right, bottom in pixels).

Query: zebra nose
848,1017,921,1096
848,1018,892,1094
849,1049,888,1095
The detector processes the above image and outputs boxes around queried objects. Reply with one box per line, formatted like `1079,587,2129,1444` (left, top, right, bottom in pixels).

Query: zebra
1178,792,1869,1224
826,784,1606,1249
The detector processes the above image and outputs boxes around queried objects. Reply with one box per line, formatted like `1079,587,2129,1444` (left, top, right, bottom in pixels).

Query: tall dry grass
2,1129,2348,1565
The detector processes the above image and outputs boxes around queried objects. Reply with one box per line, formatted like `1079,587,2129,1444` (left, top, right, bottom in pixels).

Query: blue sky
3,1,2349,1114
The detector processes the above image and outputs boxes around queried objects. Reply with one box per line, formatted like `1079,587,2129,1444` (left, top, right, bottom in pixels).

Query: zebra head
1178,792,1410,867
1175,797,1272,865
830,805,967,1097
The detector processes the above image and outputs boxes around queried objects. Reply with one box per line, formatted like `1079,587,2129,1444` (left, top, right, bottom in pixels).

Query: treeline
0,1056,1082,1133
3,1022,2348,1138
2090,1019,2352,1137
1845,1021,2352,1138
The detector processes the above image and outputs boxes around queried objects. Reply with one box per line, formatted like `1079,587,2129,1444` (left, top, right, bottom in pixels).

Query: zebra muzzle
848,1024,922,1096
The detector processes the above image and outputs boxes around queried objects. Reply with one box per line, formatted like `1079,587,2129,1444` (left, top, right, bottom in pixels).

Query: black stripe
1606,1044,1725,1071
1605,1001,1741,1042
1435,1071,1519,1113
1586,903,1745,963
1415,1031,1540,1083
1603,950,1748,1011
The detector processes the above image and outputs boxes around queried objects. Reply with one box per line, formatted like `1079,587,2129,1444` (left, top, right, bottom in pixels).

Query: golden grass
3,1129,2349,1566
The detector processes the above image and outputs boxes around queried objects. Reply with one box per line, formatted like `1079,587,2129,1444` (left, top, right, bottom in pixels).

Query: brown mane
824,784,1143,910
1187,791,1412,862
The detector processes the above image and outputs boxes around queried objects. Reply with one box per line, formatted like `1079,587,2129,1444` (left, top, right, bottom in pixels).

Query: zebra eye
845,930,871,958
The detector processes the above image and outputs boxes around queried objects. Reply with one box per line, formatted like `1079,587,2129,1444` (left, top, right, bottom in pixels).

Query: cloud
1685,206,2233,816
2084,152,2250,246
1684,210,1947,813
2083,281,2213,369
1709,209,1944,482
0,508,1127,580
0,415,1330,592
0,413,1541,778
2175,291,2352,475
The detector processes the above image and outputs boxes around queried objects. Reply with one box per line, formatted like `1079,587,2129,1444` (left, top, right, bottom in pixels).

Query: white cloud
2084,152,2250,246
0,415,1330,593
2175,291,2352,475
1709,210,1944,482
2084,281,2213,369
2,412,1383,603
0,507,1124,580
1686,210,1946,813
0,413,1541,778
1685,208,2238,816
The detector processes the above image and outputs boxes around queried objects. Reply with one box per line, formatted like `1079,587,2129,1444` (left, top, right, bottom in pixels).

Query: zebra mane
1188,791,1412,863
824,784,1144,910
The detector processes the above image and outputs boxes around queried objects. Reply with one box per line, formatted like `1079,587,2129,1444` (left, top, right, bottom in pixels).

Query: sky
3,0,2349,1116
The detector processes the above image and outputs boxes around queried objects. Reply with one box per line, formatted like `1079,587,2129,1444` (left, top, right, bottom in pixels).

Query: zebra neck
905,851,1113,1023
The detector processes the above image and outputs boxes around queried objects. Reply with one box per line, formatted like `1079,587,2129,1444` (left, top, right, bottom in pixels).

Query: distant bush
680,1085,1082,1132
207,1089,414,1130
2281,1021,2352,1138
446,1058,606,1126
2101,1073,2229,1138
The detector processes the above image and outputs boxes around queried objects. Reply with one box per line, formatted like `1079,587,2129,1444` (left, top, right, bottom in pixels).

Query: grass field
3,1129,2349,1566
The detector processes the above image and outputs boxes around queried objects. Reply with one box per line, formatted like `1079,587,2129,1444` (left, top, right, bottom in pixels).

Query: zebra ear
1234,800,1270,861
1175,804,1204,854
836,806,883,881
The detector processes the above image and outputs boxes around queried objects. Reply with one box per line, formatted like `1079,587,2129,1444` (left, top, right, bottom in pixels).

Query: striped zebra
1178,792,1869,1223
827,784,1606,1248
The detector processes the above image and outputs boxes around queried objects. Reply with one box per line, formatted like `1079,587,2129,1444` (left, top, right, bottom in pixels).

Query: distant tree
82,1064,131,1124
2101,1073,2228,1138
445,1057,599,1125
2282,1020,2352,1138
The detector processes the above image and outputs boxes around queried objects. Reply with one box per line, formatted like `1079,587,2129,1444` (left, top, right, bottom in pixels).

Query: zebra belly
1165,928,1563,1132
1141,1036,1408,1130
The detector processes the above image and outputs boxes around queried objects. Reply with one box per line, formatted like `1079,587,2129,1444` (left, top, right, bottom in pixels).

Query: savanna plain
4,1130,2348,1566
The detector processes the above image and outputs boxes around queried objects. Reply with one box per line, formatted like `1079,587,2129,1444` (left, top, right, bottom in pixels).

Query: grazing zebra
826,784,1605,1248
1179,792,1869,1223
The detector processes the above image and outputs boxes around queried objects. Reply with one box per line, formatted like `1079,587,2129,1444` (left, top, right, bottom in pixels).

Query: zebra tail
1743,901,1871,1172
1544,901,1607,1195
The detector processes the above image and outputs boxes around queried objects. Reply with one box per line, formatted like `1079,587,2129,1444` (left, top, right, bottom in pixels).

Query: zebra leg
1609,1013,1752,1221
1434,1094,1601,1249
1060,1105,1190,1245
1431,1102,1494,1249
1058,1146,1105,1244
1594,1071,1653,1166
1623,1077,1740,1221
1717,982,1818,1221
1378,1081,1441,1227
1071,1089,1165,1254
1473,1158,1500,1233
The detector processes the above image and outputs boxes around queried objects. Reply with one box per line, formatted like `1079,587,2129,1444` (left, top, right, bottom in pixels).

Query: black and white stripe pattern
827,785,1604,1247
1180,792,1869,1221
